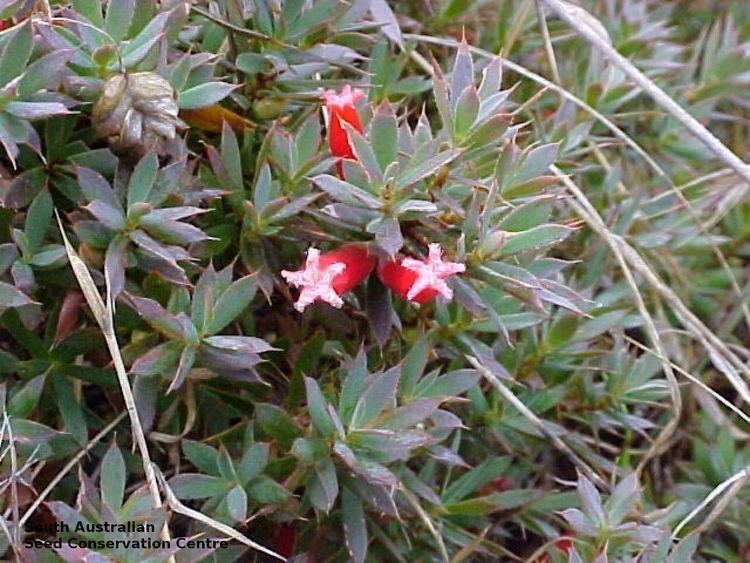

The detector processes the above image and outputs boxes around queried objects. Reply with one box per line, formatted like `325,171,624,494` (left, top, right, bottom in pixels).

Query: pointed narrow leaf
206,275,257,334
100,442,126,510
342,487,368,563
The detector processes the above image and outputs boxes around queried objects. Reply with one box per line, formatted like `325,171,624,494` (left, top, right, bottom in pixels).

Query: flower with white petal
281,248,347,312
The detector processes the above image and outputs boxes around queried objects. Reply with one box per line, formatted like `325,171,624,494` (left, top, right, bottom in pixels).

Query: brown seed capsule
92,72,186,156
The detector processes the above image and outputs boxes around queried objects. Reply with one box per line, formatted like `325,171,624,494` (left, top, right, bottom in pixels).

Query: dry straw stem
1,413,21,549
539,0,750,187
624,336,750,429
399,485,449,563
534,0,561,83
18,411,128,528
0,417,11,548
55,212,173,554
672,462,750,538
154,466,285,561
588,142,750,335
465,355,610,491
531,0,750,336
553,167,750,399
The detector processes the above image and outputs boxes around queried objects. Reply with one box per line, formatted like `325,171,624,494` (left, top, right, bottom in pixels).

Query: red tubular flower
281,244,375,312
378,244,465,303
321,85,364,177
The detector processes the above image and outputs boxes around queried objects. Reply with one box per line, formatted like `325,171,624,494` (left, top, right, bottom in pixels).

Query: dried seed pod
92,72,186,156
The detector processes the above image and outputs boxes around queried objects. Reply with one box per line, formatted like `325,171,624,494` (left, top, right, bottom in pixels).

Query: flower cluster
282,243,464,312
281,86,465,313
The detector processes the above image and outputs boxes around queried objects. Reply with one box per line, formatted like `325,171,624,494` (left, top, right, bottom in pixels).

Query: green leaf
131,341,183,376
463,114,509,148
369,216,402,257
255,403,302,450
295,114,321,167
514,143,559,184
101,441,126,510
291,437,328,464
236,53,268,75
369,0,402,46
17,50,75,99
130,296,185,340
252,161,275,211
400,334,428,399
443,489,540,515
105,0,136,43
351,367,400,428
545,314,580,351
396,148,462,190
5,101,70,119
478,56,502,100
0,281,34,308
497,198,553,232
246,476,288,503
605,473,638,527
307,459,338,513
340,349,368,426
416,369,479,398
0,20,33,87
451,39,474,106
577,474,605,526
52,374,87,446
120,11,168,67
501,224,574,255
443,457,510,504
304,377,336,438
226,484,247,522
127,152,158,208
168,474,231,499
24,190,52,255
312,174,381,209
178,82,238,109
72,0,104,26
9,418,63,447
370,103,398,172
221,122,243,193
669,532,699,562
0,0,24,20
379,397,445,429
237,443,269,483
453,85,479,140
182,440,220,476
347,125,382,182
205,275,256,335
433,66,453,133
342,487,368,563
366,274,392,348
8,373,45,418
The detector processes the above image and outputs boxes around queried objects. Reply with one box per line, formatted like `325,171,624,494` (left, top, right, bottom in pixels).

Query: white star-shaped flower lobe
281,248,347,312
401,244,466,301
321,85,364,109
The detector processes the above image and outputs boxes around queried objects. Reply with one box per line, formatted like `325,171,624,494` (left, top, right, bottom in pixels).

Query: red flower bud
322,85,364,177
554,532,575,553
378,244,465,303
272,522,296,558
281,244,375,312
